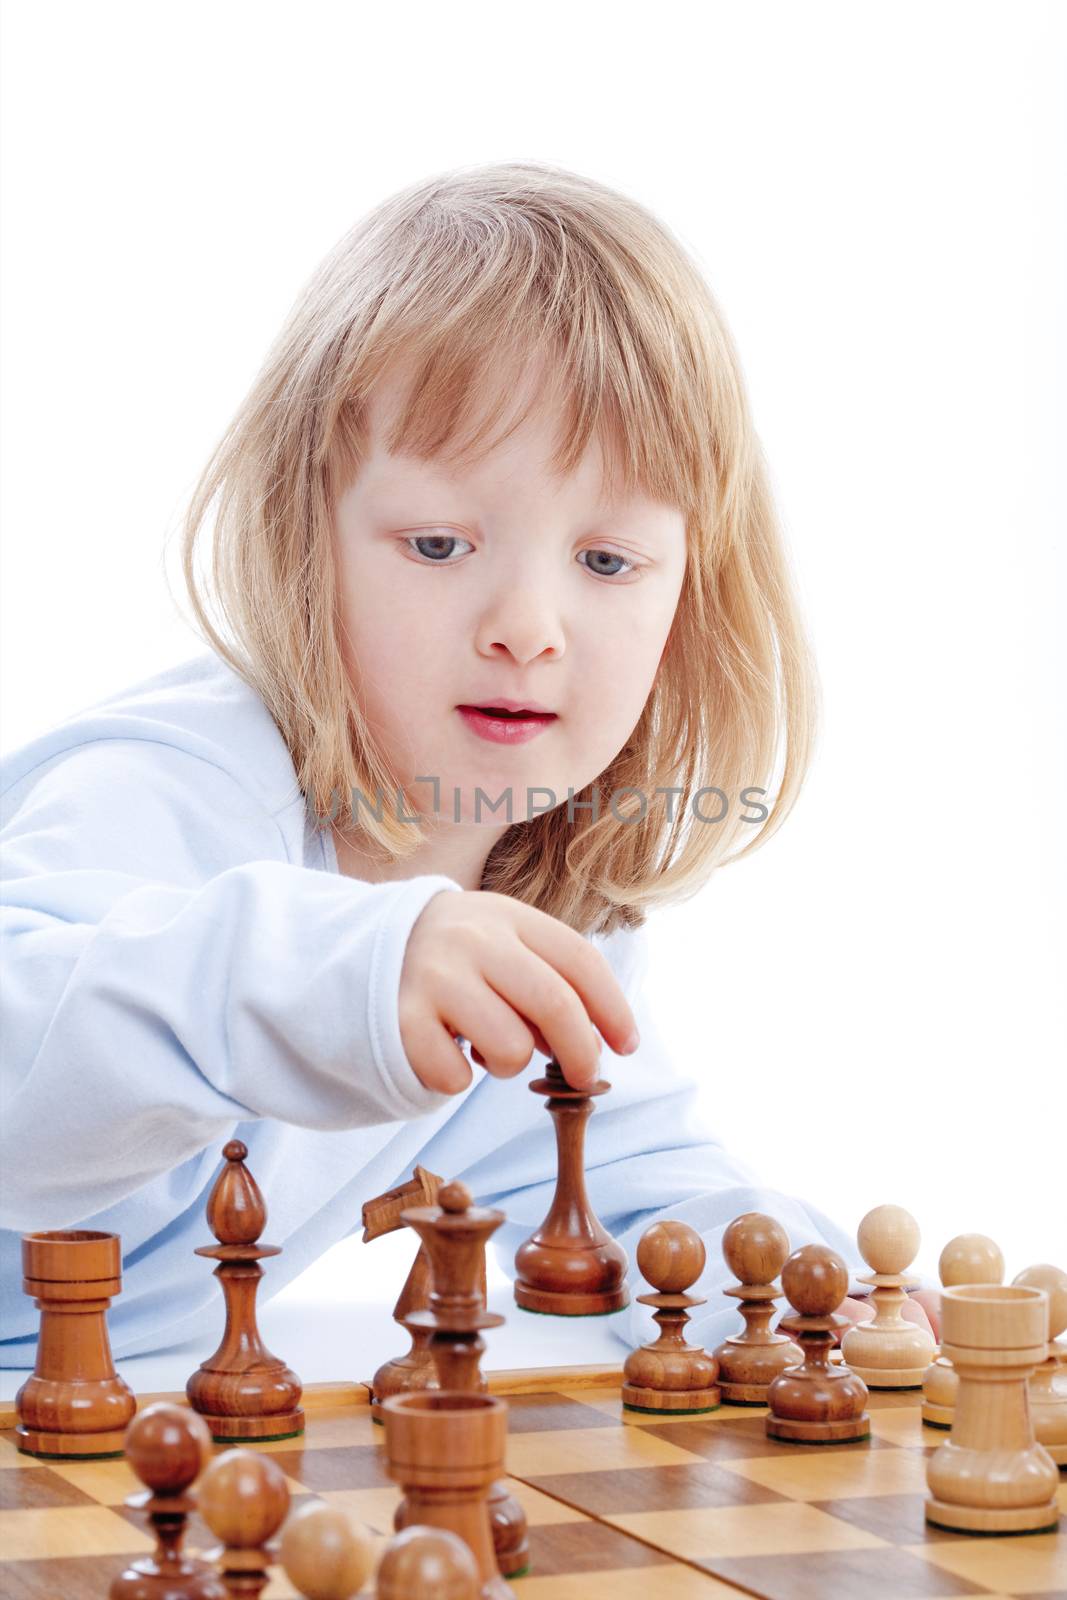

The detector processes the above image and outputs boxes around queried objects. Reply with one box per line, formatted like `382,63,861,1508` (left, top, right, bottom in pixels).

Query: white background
2,0,1064,1304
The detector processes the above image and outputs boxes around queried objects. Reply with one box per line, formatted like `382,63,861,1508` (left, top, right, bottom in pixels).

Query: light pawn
841,1204,935,1388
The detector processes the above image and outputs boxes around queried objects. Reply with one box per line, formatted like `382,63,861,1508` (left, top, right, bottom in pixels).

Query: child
0,161,937,1365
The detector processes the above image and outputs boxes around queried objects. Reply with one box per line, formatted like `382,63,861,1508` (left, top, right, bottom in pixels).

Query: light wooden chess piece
399,1180,529,1581
110,1402,225,1599
1012,1263,1067,1466
767,1244,870,1442
197,1447,291,1596
15,1228,136,1458
186,1140,304,1441
363,1166,451,1416
713,1212,803,1403
922,1232,1004,1426
513,1058,629,1315
925,1283,1059,1533
278,1500,375,1599
377,1525,480,1600
380,1389,514,1600
622,1220,721,1413
841,1204,936,1388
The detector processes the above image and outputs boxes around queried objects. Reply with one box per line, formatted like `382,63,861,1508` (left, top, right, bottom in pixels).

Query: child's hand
836,1291,940,1342
400,890,639,1096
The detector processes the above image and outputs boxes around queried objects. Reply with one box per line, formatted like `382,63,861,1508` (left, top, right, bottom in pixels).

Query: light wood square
607,1500,887,1560
0,1504,155,1559
506,1425,709,1477
320,1484,403,1533
48,1455,142,1504
720,1445,930,1501
869,1407,931,1447
914,1530,1066,1595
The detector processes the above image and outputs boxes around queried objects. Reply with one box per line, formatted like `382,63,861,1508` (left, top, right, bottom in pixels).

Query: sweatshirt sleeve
0,739,463,1230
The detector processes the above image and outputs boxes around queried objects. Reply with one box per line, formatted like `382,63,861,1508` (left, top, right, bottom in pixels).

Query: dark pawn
622,1221,721,1414
110,1402,225,1599
766,1244,870,1443
186,1140,304,1441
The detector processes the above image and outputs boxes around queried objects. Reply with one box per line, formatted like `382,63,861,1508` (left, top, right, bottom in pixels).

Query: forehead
360,356,631,507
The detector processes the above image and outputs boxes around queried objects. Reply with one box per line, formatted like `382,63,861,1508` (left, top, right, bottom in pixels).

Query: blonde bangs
175,161,819,936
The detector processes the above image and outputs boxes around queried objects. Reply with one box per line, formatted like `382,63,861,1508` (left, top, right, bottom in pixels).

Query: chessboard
1,1368,1064,1600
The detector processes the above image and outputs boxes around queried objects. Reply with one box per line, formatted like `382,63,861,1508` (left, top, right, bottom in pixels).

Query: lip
463,698,555,714
456,706,558,745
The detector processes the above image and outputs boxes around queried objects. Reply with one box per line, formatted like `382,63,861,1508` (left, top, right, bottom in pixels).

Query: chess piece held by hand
513,1059,629,1315
767,1244,870,1443
622,1220,721,1414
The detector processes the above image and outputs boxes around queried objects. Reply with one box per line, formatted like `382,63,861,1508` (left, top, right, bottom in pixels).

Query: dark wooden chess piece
197,1447,291,1597
110,1402,226,1598
766,1243,870,1443
15,1229,136,1458
622,1220,721,1413
380,1391,513,1600
399,1180,529,1582
513,1058,629,1315
713,1212,803,1402
376,1526,480,1600
186,1140,304,1441
362,1165,482,1418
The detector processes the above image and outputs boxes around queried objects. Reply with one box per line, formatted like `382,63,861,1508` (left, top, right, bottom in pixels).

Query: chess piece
841,1205,936,1388
766,1244,870,1442
713,1212,803,1402
401,1181,529,1580
197,1447,291,1596
622,1220,721,1413
363,1167,447,1416
278,1500,375,1599
1012,1263,1067,1466
513,1058,629,1315
380,1390,514,1600
15,1229,136,1458
926,1283,1059,1533
186,1141,304,1441
110,1402,225,1598
376,1525,480,1600
922,1232,1003,1426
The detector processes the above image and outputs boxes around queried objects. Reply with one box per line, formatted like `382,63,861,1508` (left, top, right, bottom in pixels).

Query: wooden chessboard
1,1367,1064,1599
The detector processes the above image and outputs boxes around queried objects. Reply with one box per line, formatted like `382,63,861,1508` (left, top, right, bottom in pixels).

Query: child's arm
1,737,463,1231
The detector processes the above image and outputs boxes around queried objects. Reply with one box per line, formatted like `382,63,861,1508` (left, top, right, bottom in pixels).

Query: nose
474,573,566,664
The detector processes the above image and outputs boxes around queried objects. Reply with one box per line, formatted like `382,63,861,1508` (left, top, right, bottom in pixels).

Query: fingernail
622,1029,640,1054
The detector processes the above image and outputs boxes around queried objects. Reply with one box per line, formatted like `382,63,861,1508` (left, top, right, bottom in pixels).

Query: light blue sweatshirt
0,650,862,1366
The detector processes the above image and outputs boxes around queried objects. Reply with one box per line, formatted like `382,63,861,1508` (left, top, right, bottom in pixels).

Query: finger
481,942,605,1091
441,982,539,1082
908,1288,942,1341
900,1297,935,1339
406,1021,475,1095
496,897,640,1059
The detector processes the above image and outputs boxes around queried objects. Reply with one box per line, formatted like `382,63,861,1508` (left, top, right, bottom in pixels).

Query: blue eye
579,549,635,578
406,533,472,563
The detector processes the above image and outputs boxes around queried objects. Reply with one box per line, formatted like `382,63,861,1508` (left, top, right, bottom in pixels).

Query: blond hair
176,160,820,936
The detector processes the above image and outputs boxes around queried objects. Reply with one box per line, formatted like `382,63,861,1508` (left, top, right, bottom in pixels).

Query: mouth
456,705,558,744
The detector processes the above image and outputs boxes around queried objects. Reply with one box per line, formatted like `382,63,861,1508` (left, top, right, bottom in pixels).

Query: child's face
332,362,687,833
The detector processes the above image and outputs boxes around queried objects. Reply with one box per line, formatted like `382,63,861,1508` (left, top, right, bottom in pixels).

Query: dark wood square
504,1392,619,1433
527,1460,791,1515
810,1491,969,1544
0,1467,98,1510
704,1546,989,1600
645,1412,890,1461
526,1518,677,1575
268,1442,393,1491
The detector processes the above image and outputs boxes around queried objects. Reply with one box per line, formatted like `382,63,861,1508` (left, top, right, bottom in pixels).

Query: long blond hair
176,160,820,936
